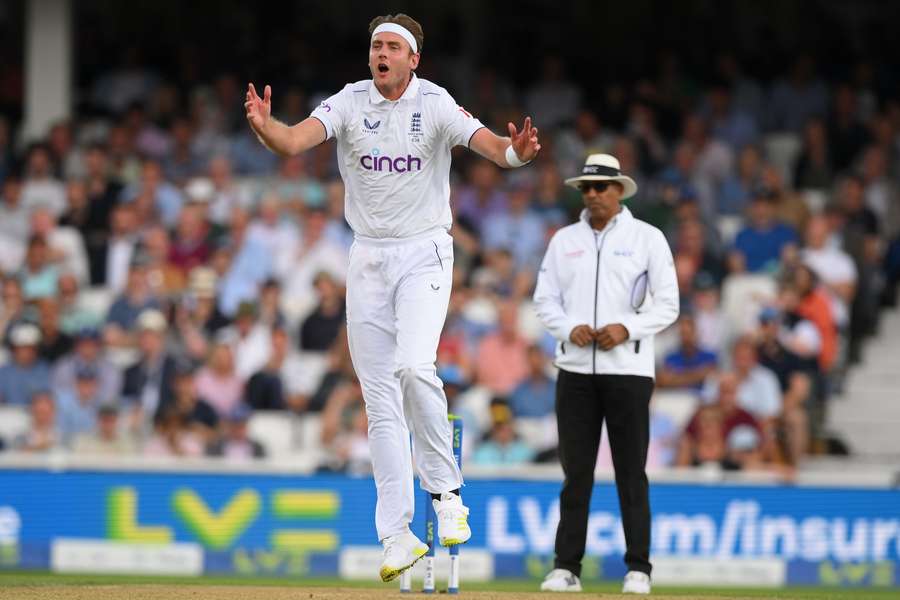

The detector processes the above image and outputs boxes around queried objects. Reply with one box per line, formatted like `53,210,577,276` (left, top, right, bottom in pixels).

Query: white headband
371,23,418,54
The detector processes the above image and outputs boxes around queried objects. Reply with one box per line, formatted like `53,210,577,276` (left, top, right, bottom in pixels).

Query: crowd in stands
0,53,898,476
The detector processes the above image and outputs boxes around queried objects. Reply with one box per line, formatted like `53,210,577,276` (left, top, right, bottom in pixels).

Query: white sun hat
564,153,638,199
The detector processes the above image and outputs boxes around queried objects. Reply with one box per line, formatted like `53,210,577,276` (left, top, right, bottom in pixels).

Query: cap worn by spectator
727,424,761,452
10,323,42,347
75,364,100,381
136,309,168,332
76,326,102,342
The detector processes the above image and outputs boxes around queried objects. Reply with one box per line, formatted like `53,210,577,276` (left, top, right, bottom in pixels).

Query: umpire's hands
595,324,629,350
569,324,595,347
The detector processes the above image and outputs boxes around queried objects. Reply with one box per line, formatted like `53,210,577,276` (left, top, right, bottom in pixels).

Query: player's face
369,32,419,90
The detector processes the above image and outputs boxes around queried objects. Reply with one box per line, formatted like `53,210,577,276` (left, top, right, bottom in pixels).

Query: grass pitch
0,572,896,600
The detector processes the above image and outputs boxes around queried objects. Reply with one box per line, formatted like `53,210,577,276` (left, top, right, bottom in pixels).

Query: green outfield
0,572,897,600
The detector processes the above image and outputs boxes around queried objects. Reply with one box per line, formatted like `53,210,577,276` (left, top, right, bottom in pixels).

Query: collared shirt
311,74,485,239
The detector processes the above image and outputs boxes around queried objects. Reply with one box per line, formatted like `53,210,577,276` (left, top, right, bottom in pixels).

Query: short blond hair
368,14,424,54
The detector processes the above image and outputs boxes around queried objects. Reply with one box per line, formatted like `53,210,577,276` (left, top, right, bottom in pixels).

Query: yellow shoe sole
379,546,428,582
439,536,470,547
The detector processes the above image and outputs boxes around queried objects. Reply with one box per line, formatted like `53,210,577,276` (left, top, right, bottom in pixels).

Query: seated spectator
0,323,52,406
104,261,162,347
472,400,535,466
207,404,265,460
120,158,185,228
657,314,718,391
170,267,229,362
298,272,345,352
168,201,212,275
690,272,725,352
761,164,810,235
36,297,74,364
475,300,529,395
71,404,138,456
678,373,763,467
673,218,726,287
12,390,59,452
247,192,300,279
308,334,357,414
53,326,122,406
509,345,555,418
453,160,508,231
0,173,29,272
723,424,766,471
142,406,205,458
244,327,289,411
793,118,832,190
30,206,90,285
121,309,177,427
103,203,140,293
0,277,26,343
168,360,219,443
57,364,106,446
216,207,274,317
194,333,244,419
21,144,66,216
56,272,103,335
482,181,546,272
139,225,186,298
219,301,271,379
717,145,761,216
19,235,59,300
729,189,799,273
790,265,838,374
801,214,856,328
319,365,367,474
258,278,286,330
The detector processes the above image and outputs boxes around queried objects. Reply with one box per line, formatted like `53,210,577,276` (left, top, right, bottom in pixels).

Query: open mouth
377,63,389,74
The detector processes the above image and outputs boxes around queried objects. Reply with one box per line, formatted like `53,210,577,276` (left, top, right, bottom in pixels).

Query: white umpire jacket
533,206,679,378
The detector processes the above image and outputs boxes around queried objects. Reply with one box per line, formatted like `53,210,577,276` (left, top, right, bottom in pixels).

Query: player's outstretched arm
245,83,326,156
469,117,541,168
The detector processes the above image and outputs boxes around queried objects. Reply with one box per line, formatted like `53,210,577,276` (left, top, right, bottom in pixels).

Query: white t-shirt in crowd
311,74,485,239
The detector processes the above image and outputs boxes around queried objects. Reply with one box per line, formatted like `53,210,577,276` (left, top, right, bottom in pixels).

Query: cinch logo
360,150,422,173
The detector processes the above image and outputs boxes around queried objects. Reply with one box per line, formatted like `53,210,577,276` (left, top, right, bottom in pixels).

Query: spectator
453,161,508,229
247,192,300,278
790,265,838,374
299,272,345,352
509,345,556,419
0,323,52,406
525,56,582,130
139,225,186,298
761,164,810,235
793,118,832,190
257,278,286,329
729,189,799,273
18,235,59,300
53,326,123,406
194,333,244,418
801,214,856,329
35,297,74,364
56,273,103,335
717,144,762,216
0,277,26,343
71,404,138,456
672,218,726,288
142,406,205,458
205,155,251,226
768,56,827,133
121,309,177,426
0,173,29,272
30,206,90,285
20,144,66,217
554,109,614,177
57,364,106,445
657,314,718,391
103,202,140,293
168,360,219,443
12,391,59,452
828,84,870,172
72,143,124,284
482,181,547,272
169,201,212,275
221,301,271,379
104,261,162,347
691,272,726,353
704,80,759,150
207,404,265,460
472,400,535,465
678,372,763,467
120,158,184,227
216,207,274,317
475,300,529,395
681,113,734,218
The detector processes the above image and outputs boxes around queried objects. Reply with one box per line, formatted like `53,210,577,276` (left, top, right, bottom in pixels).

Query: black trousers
553,369,654,577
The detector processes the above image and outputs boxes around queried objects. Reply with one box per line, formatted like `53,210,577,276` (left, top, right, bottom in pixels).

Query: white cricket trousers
346,227,462,541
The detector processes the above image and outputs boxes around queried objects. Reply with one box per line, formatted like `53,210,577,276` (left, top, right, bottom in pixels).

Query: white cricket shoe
379,531,428,582
622,571,651,594
432,492,471,546
540,568,583,592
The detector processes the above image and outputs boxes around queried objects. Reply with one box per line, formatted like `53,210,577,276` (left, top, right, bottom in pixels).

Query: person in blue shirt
509,345,556,418
472,400,534,466
657,314,718,391
730,188,799,273
0,323,52,406
56,364,105,446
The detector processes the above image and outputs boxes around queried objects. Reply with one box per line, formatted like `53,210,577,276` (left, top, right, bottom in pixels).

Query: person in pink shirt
194,336,244,418
475,300,529,395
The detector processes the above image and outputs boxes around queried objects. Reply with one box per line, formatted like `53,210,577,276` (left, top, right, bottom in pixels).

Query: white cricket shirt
311,74,485,239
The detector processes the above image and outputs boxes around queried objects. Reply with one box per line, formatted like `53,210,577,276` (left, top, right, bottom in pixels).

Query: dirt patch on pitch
0,586,761,600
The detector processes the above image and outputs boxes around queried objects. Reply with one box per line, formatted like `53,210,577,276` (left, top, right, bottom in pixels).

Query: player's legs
393,231,461,494
346,241,415,541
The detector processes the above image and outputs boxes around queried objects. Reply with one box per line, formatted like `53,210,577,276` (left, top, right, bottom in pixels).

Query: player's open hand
245,83,272,134
508,117,541,163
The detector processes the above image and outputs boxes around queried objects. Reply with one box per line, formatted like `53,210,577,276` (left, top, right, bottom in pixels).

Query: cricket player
244,13,540,582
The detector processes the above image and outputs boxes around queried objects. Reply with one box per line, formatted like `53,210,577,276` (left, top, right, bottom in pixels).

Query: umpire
534,154,679,595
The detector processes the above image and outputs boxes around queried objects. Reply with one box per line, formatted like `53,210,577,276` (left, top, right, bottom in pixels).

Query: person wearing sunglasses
534,153,679,595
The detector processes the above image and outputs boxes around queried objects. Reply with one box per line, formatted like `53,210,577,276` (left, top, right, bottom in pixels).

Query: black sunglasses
579,181,613,193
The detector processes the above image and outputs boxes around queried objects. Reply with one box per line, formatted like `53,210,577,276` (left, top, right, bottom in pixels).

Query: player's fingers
530,127,538,138
264,85,272,104
508,122,518,138
248,83,259,100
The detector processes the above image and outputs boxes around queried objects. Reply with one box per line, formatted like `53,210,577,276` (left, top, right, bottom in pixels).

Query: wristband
505,144,530,168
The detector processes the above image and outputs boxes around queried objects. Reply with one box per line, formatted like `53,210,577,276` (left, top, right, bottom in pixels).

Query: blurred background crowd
1,0,899,476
